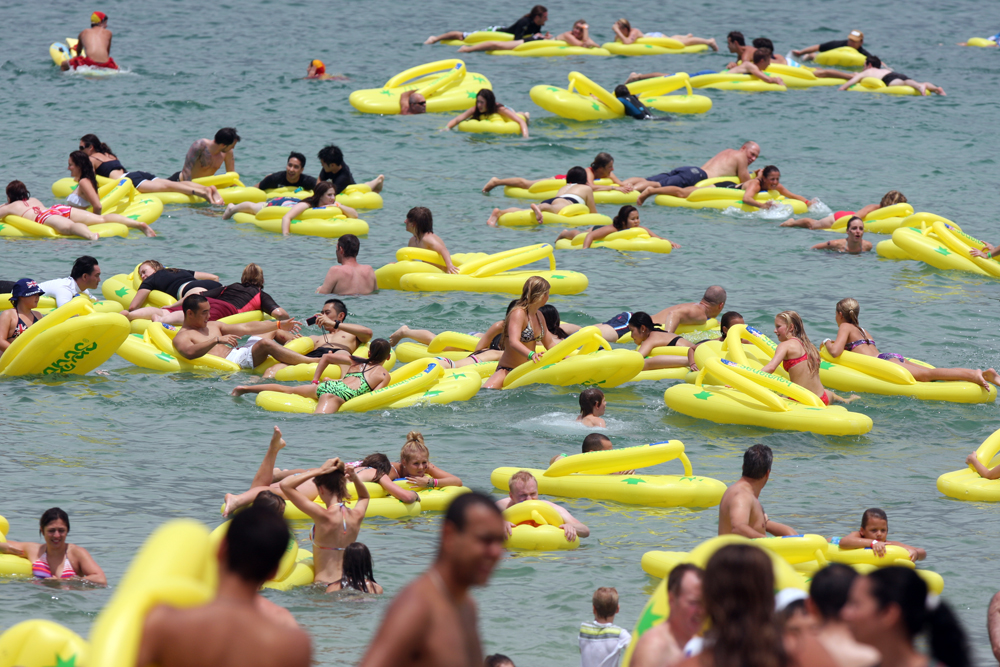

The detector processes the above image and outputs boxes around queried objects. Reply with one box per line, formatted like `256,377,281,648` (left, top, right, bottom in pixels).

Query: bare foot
482,177,500,194
626,72,641,84
222,493,237,518
636,190,651,206
371,174,384,193
140,223,157,238
530,203,543,224
209,185,224,206
458,45,473,53
424,36,437,45
222,203,237,220
231,386,251,396
523,111,531,125
931,85,946,96
708,38,719,52
486,208,501,227
915,83,928,96
778,218,798,227
389,325,411,346
86,231,100,241
983,369,999,388
270,425,287,451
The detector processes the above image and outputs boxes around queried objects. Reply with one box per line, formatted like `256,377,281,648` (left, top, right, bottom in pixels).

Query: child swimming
578,387,607,427
837,508,926,562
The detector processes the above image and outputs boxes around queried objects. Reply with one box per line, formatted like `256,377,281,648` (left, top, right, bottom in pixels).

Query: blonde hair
593,587,619,618
240,263,264,288
880,190,907,207
400,431,429,463
836,298,861,326
509,470,537,492
775,310,819,373
615,18,631,33
139,259,164,273
499,276,549,351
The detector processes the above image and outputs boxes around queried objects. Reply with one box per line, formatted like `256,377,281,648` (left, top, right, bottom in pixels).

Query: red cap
91,11,107,24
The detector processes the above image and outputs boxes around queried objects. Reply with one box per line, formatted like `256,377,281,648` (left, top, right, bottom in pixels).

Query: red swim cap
310,59,326,74
91,11,107,24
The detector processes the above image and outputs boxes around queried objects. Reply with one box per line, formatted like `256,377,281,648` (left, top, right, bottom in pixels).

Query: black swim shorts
647,166,708,188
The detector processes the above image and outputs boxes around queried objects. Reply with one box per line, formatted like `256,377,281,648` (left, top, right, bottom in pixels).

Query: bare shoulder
495,497,512,510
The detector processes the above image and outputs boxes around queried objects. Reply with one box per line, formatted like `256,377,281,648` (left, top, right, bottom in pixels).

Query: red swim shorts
67,56,119,70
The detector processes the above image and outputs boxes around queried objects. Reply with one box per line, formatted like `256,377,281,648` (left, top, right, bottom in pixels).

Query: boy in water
579,587,631,667
837,508,926,562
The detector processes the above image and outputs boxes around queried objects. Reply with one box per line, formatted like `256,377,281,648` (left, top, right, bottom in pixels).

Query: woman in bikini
64,151,157,236
555,205,678,248
483,277,557,388
627,311,696,371
231,339,392,414
404,206,459,274
611,18,718,50
279,458,369,592
221,181,358,235
0,180,99,240
811,216,872,254
0,279,46,356
761,310,855,405
325,542,383,594
486,166,596,226
0,507,106,585
823,297,999,392
78,133,225,205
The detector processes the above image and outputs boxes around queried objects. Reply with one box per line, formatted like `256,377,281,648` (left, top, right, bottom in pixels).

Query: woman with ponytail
484,276,556,388
761,310,856,405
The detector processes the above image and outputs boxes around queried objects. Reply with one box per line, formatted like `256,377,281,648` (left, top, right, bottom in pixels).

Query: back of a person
579,620,628,667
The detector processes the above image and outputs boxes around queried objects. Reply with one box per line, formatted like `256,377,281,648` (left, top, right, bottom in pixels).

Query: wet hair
240,263,264,288
614,84,630,97
338,234,360,258
628,311,663,333
315,465,350,501
302,181,334,208
472,89,498,120
775,310,819,373
668,563,703,596
499,277,550,350
400,431,430,464
861,507,887,528
182,293,208,315
880,190,907,207
225,504,289,584
509,470,537,493
582,432,611,453
615,18,632,34
703,286,727,306
752,37,775,54
324,298,347,317
591,152,614,173
341,542,378,593
318,144,344,167
139,259,165,273
809,563,857,621
612,205,637,230
526,5,547,20
835,297,861,326
760,165,780,179
39,508,70,534
485,655,515,667
71,256,99,280
214,127,240,145
751,49,770,65
6,181,30,203
846,216,865,233
444,491,503,531
742,443,773,479
539,304,568,339
593,587,619,618
579,388,605,417
406,206,433,237
727,31,745,46
80,134,113,155
565,166,588,185
287,151,306,169
253,490,286,515
720,311,744,335
703,544,787,667
359,453,392,481
365,338,392,365
866,567,970,667
70,150,98,191
865,55,882,69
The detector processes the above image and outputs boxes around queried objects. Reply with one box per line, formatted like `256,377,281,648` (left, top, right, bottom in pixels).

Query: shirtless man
630,142,760,205
171,294,302,371
358,492,505,667
316,235,376,295
487,166,596,226
61,11,117,71
717,444,797,537
837,55,945,96
261,298,373,378
497,471,590,542
400,91,428,115
136,505,311,667
727,49,785,86
652,286,726,332
172,128,241,181
557,20,599,48
724,31,755,65
630,564,705,667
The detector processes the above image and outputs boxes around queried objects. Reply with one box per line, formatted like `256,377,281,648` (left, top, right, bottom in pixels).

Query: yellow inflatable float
555,227,674,253
602,37,708,56
44,176,164,226
625,73,713,114
878,219,1000,277
280,482,471,521
848,77,922,96
349,59,492,114
502,177,637,204
208,521,314,591
502,326,643,389
652,180,809,214
503,500,580,551
0,515,31,577
530,72,710,120
457,112,528,135
824,202,916,234
498,202,611,228
938,428,1000,502
486,40,610,57
263,184,383,209
491,440,725,507
689,71,787,92
0,198,129,238
375,243,588,294
0,620,88,667
232,205,369,238
814,46,867,67
52,172,261,206
0,297,129,376
964,36,998,47
763,64,842,89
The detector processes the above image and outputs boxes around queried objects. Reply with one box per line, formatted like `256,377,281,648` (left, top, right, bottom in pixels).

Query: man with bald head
399,90,427,115
627,142,761,204
652,286,727,333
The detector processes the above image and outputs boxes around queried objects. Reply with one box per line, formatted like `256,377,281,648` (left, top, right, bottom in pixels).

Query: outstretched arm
445,108,475,130
497,106,529,138
582,225,614,248
378,476,420,504
838,72,866,90
219,318,301,337
792,44,820,56
967,452,1000,479
776,183,811,204
422,234,459,274
281,201,311,236
546,501,589,539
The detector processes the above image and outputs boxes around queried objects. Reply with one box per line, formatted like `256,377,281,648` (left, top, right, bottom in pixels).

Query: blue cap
9,278,44,303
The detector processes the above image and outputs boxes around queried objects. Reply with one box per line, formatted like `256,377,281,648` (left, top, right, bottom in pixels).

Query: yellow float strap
0,297,94,374
503,326,610,389
819,346,916,385
502,500,563,526
544,440,692,477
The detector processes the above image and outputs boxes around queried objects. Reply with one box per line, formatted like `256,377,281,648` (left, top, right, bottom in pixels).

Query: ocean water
2,0,999,664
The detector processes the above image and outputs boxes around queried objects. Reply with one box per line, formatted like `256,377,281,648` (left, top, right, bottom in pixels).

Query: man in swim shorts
629,142,760,204
358,493,505,667
718,444,797,537
169,128,240,181
837,55,945,96
61,11,117,71
316,235,376,295
629,564,705,667
256,152,317,191
39,255,100,307
172,294,302,370
793,30,876,62
652,286,726,333
260,298,373,378
496,470,590,542
137,505,311,667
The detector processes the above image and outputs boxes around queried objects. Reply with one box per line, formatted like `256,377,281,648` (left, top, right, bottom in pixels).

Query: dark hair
539,304,568,339
366,338,392,364
526,4,547,19
727,31,745,46
846,216,865,232
591,152,614,172
444,491,502,531
472,89,498,120
703,286,727,305
866,567,970,667
182,293,208,315
866,55,882,68
760,165,779,179
359,453,392,482
565,166,587,185
39,508,70,534
70,151,99,191
582,432,611,453
406,206,433,237
214,127,240,145
318,144,344,167
614,84,630,97
287,151,306,169
612,205,636,231
338,234,360,258
579,388,605,418
668,563,703,596
703,544,787,667
71,256,99,280
315,467,349,500
752,37,774,53
628,311,661,332
6,180,29,202
254,490,287,515
324,298,347,317
780,598,809,625
340,542,378,593
485,655,515,667
751,48,770,65
742,444,773,479
720,311,744,334
225,504,290,584
809,563,857,621
861,507,887,528
80,134,113,155
303,181,334,208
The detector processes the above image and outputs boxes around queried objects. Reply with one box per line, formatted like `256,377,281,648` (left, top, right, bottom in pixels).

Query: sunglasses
413,101,426,106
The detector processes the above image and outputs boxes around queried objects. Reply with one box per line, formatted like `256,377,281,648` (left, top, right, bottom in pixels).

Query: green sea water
2,0,999,664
